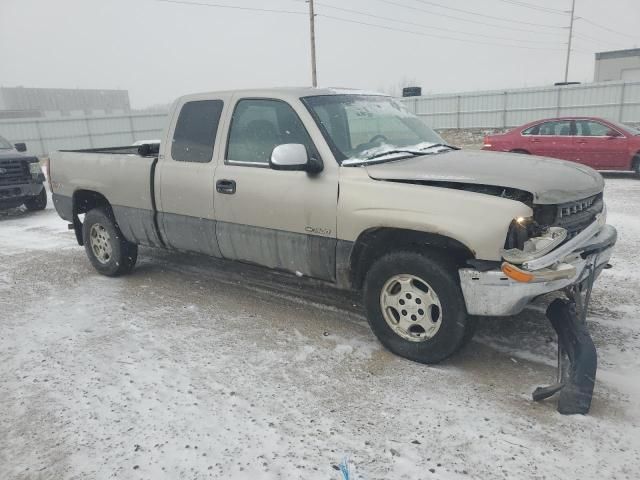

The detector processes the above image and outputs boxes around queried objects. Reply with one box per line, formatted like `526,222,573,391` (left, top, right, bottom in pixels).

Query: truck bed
50,145,163,247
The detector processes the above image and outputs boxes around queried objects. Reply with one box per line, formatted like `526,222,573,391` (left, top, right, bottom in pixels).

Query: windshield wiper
342,143,460,167
365,143,457,159
419,143,459,152
342,149,425,166
367,149,427,160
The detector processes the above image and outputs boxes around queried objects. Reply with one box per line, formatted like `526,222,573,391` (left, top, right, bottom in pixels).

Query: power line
318,14,566,51
371,0,564,34
497,0,568,15
578,17,638,40
155,0,306,16
410,0,566,28
292,0,561,44
573,32,626,49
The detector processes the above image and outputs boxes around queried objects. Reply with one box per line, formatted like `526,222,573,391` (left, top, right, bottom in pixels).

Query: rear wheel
82,208,138,276
633,155,640,177
363,251,472,364
24,187,47,211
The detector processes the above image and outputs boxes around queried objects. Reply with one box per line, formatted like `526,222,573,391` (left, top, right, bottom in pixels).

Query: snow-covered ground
1,177,639,480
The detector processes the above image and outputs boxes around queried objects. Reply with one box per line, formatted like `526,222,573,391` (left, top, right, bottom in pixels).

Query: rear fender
71,190,113,246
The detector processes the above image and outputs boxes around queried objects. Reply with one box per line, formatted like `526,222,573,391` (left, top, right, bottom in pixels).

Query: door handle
216,179,236,194
530,138,541,143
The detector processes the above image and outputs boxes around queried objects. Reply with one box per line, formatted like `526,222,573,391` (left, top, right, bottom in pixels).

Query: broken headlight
502,216,567,265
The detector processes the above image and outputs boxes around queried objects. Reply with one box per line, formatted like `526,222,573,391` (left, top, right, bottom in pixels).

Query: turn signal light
501,262,534,283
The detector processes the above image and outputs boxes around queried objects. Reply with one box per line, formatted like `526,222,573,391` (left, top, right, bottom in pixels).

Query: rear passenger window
536,120,572,136
226,99,315,165
522,125,540,135
575,121,613,137
171,100,223,163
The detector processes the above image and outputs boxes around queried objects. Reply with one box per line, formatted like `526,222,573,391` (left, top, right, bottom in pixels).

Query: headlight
503,216,535,251
501,216,567,264
29,162,43,175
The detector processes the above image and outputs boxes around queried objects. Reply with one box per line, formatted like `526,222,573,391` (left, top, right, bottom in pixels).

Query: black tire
633,155,640,177
82,208,138,276
24,187,47,211
510,149,530,155
363,251,471,364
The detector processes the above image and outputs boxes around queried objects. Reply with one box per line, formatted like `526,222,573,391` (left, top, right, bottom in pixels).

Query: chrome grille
0,159,30,186
559,196,597,219
554,194,603,239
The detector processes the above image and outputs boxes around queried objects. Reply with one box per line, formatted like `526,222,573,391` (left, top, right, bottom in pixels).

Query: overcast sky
1,0,638,108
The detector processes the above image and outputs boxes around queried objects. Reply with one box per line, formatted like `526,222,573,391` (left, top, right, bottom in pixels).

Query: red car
482,117,640,173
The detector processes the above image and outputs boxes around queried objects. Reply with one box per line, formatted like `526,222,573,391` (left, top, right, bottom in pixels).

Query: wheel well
71,190,112,246
72,190,112,216
349,228,475,290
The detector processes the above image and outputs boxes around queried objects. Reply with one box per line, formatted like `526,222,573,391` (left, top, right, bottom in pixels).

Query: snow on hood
365,149,604,205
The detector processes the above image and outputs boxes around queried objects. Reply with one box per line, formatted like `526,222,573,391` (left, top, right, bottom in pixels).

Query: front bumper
459,223,617,316
0,182,44,208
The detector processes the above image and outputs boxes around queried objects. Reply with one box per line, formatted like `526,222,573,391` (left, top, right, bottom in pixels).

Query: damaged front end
499,194,605,282
459,194,616,415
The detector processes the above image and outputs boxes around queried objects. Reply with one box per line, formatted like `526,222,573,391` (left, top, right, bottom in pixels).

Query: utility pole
308,0,318,87
563,0,576,83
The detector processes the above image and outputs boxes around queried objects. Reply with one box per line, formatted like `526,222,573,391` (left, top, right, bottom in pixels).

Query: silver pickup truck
50,88,617,364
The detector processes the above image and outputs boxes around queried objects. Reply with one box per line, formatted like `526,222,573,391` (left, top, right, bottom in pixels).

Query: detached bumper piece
532,241,610,415
533,299,597,415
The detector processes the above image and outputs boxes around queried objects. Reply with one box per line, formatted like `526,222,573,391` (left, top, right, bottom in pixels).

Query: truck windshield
0,135,13,149
302,94,446,163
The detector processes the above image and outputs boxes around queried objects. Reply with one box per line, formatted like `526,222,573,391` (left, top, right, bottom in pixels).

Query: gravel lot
1,177,639,480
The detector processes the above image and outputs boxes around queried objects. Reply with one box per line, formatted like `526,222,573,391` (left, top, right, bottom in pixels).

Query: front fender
338,168,532,261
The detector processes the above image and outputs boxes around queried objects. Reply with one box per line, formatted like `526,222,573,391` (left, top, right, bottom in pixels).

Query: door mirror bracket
606,130,621,139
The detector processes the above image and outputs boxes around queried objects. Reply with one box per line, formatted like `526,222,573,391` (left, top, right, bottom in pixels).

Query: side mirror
14,142,27,152
270,144,323,173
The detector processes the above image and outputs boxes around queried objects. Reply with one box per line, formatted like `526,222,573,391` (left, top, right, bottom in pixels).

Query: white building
0,87,131,118
594,49,640,82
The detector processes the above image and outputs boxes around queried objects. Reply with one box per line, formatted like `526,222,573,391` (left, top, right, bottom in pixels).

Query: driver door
213,96,339,281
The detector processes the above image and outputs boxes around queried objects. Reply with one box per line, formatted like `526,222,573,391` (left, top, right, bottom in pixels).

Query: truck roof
178,86,389,102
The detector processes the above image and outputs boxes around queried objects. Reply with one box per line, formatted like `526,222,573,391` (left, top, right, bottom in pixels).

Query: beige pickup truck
50,88,616,364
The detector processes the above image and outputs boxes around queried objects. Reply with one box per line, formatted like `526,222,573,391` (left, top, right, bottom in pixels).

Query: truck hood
365,150,604,205
0,149,37,162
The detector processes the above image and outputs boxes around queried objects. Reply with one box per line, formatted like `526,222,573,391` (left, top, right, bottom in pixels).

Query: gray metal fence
0,112,168,156
3,81,640,156
401,81,640,129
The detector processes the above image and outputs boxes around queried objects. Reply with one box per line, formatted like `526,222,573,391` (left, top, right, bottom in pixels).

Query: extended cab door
573,119,629,169
155,95,229,256
213,96,338,281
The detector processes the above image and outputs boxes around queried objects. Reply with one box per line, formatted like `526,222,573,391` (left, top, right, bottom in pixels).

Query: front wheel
24,187,47,211
633,155,640,177
363,251,472,364
82,208,138,276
